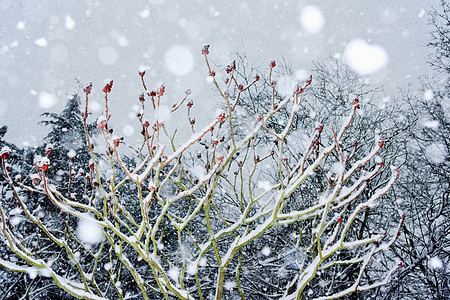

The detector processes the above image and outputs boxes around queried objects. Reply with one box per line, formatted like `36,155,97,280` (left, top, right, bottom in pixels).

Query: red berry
103,80,113,93
97,115,107,129
202,45,210,55
139,93,145,102
217,156,224,162
45,144,53,157
337,217,342,223
83,82,92,95
139,70,145,77
393,169,399,177
270,60,276,69
0,146,11,159
187,101,193,108
217,113,226,122
305,75,312,86
255,74,260,81
158,84,165,96
113,137,121,147
40,157,50,171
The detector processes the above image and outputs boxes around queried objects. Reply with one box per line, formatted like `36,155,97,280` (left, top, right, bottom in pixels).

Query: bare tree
0,46,403,299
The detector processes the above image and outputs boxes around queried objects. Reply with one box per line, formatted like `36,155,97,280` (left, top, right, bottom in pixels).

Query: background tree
0,94,96,299
377,2,450,298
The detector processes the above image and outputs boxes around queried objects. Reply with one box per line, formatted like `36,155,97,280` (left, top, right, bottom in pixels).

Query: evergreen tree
38,93,96,201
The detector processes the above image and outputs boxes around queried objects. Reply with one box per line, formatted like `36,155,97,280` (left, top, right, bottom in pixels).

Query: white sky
0,0,440,147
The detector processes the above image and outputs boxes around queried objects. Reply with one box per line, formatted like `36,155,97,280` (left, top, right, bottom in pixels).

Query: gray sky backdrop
0,0,440,147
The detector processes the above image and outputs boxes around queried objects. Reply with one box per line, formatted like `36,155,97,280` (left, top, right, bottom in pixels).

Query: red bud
202,45,210,55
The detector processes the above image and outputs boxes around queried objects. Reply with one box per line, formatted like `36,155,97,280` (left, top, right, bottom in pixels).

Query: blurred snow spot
168,266,179,281
39,91,58,109
17,21,25,30
138,65,149,73
65,15,76,30
157,242,164,250
295,69,308,81
418,9,426,18
261,246,271,256
199,257,207,267
35,37,48,47
117,36,128,47
140,7,150,18
224,281,236,291
423,120,439,129
67,149,76,159
164,45,194,76
343,39,388,75
123,125,134,136
187,263,198,275
156,105,171,122
333,52,342,60
300,5,325,34
192,164,207,182
429,256,443,269
10,216,22,226
76,217,104,245
10,40,18,48
206,76,214,84
425,143,448,164
51,44,68,63
98,46,118,66
88,100,101,112
424,89,434,101
104,262,112,271
30,89,37,96
277,76,297,97
258,181,272,192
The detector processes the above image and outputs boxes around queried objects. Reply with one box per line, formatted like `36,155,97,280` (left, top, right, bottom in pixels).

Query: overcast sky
0,0,440,147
